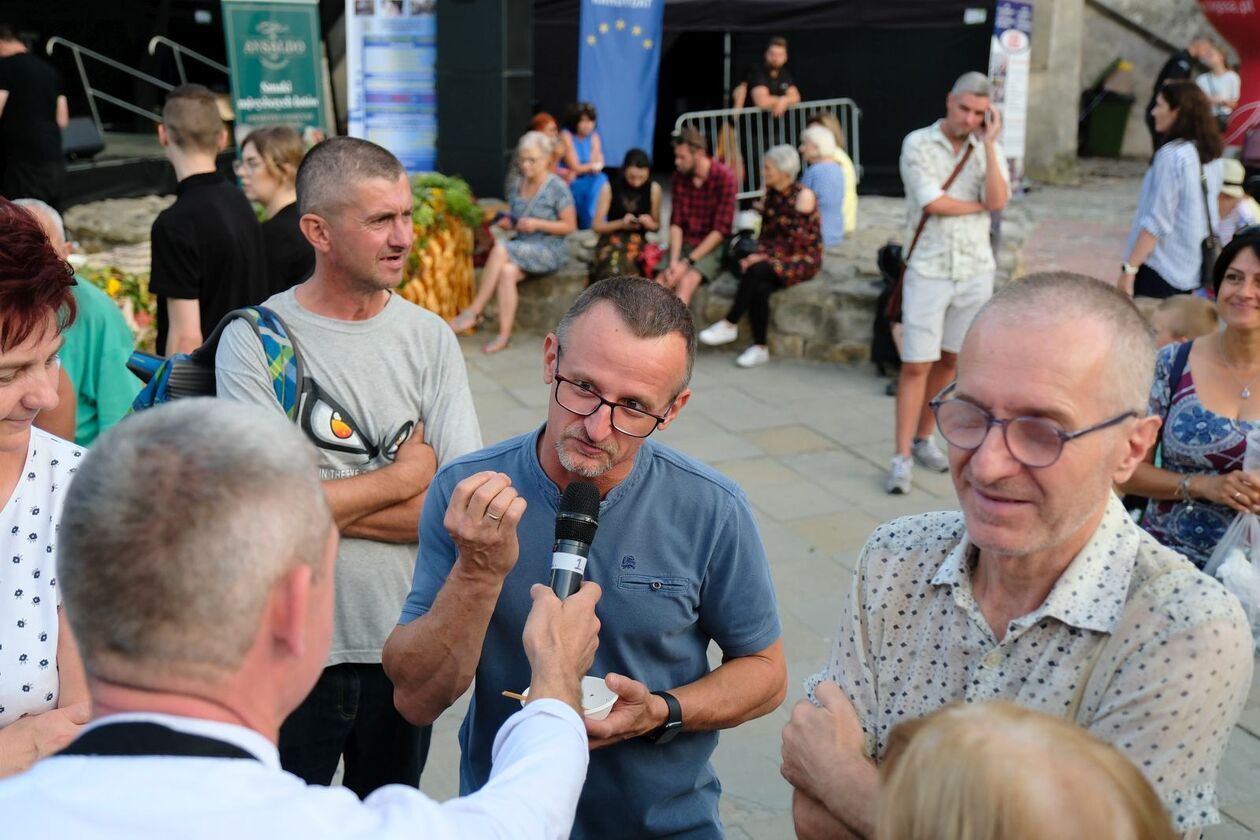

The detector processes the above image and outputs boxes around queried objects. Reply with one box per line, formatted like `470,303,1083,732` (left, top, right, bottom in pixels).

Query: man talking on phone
885,71,1009,496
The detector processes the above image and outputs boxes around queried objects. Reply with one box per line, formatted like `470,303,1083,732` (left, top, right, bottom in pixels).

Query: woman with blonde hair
878,701,1177,840
805,111,858,233
236,125,313,292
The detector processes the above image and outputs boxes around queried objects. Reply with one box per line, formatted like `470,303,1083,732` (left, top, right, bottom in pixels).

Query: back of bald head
965,273,1157,413
296,136,406,219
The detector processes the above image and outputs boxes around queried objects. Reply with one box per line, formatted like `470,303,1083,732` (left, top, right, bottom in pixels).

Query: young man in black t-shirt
0,23,68,208
732,36,801,118
149,84,267,356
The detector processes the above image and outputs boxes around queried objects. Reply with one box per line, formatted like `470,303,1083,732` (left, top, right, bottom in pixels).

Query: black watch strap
644,690,683,744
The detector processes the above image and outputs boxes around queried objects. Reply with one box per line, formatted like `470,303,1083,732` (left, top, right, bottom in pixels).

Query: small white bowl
519,675,618,720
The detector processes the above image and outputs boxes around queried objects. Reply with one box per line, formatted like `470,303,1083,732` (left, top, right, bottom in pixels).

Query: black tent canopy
535,0,991,31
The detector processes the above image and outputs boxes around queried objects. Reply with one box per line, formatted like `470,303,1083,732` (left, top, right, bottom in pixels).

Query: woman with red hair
0,196,89,776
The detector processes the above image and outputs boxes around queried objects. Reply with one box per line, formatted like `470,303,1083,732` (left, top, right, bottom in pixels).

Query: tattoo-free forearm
668,640,786,732
340,491,427,542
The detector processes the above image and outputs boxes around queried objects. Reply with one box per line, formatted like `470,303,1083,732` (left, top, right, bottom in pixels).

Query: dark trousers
279,662,431,799
1134,263,1188,299
726,261,785,345
1,159,65,210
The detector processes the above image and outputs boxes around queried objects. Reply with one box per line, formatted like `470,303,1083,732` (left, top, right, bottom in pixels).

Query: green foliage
410,172,483,231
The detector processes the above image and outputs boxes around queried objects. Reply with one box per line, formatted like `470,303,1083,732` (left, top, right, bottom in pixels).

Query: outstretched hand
584,672,667,749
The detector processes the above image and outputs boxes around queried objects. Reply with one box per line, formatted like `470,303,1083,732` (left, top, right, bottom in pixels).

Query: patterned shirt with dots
806,494,1254,831
0,428,82,728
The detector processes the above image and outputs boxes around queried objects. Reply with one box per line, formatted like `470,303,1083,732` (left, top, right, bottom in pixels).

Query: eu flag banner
578,0,665,166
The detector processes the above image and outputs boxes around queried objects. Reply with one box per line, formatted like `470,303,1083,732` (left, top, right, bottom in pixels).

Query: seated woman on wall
799,125,845,248
561,102,609,230
505,112,570,197
589,148,660,285
450,131,576,354
697,145,822,369
236,125,314,293
806,112,858,235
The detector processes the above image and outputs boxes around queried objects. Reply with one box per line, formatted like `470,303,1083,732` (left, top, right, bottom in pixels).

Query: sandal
482,335,512,355
449,309,482,333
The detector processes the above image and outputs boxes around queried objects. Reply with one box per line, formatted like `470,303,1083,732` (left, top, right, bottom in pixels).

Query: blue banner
577,0,665,166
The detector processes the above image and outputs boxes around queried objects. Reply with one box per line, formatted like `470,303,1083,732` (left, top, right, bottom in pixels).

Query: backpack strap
196,306,305,421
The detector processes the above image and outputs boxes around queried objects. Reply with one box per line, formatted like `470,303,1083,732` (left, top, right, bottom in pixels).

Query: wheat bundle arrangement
398,173,483,321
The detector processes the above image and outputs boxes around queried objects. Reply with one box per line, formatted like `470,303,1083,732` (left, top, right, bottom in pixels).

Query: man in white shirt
0,398,602,839
888,71,1009,495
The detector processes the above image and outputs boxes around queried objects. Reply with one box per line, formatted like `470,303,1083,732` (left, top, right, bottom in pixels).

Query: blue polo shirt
400,429,781,839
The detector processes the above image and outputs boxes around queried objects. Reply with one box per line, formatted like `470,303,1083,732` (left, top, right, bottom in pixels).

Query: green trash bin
1080,90,1134,158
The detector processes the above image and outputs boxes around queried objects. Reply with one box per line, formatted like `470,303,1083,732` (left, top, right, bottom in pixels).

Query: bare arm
982,141,1008,211
324,426,436,534
590,183,620,234
685,229,726,263
164,298,203,356
643,183,662,232
561,132,582,172
784,85,802,106
732,83,747,110
340,491,427,542
588,133,604,170
922,195,986,216
383,472,527,725
1118,446,1260,514
750,85,775,109
0,90,8,120
55,95,69,130
33,368,76,440
793,789,865,840
1118,229,1159,295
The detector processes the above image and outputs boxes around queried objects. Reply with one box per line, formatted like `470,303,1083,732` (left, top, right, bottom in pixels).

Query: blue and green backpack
128,306,304,419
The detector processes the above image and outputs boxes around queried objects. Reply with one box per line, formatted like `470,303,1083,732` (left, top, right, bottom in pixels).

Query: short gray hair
13,198,65,245
555,276,696,391
518,130,553,158
951,71,992,98
800,125,836,160
59,399,332,686
969,273,1156,413
764,144,801,180
297,136,405,217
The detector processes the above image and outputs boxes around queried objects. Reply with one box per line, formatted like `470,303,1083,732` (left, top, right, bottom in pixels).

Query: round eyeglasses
929,383,1137,469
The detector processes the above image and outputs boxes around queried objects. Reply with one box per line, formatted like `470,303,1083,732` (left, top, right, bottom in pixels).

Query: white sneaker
735,345,770,368
699,320,739,346
885,455,913,495
912,436,950,473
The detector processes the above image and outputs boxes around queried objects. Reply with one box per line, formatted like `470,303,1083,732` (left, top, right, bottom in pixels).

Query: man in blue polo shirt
384,276,786,839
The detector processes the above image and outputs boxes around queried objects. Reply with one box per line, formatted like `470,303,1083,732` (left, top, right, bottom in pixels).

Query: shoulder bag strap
904,142,976,263
59,721,259,761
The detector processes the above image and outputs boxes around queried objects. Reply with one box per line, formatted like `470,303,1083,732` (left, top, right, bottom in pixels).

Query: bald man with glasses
782,272,1253,840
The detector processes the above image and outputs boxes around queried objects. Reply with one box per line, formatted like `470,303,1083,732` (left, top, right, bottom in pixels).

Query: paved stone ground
417,332,1260,839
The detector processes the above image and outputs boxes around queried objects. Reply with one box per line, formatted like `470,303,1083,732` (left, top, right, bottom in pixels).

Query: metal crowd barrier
673,98,862,200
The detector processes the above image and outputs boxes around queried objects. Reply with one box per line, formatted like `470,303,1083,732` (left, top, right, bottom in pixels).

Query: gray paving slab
417,292,1260,835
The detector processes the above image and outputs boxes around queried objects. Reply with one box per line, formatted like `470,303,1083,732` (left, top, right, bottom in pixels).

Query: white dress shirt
0,700,588,839
899,120,1007,281
806,495,1253,832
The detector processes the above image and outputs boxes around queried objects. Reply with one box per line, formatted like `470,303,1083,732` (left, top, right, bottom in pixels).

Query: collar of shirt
176,171,226,196
523,424,655,516
930,119,980,158
82,711,281,768
929,494,1139,637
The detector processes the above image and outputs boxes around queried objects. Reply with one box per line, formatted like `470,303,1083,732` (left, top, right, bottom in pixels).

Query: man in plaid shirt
660,127,737,304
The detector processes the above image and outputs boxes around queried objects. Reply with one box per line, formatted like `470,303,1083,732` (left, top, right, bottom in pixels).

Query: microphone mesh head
556,481,600,544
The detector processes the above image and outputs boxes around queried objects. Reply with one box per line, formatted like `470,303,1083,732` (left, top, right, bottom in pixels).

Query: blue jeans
279,662,430,798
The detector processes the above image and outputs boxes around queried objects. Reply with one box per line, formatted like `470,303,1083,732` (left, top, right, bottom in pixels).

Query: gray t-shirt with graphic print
216,287,481,665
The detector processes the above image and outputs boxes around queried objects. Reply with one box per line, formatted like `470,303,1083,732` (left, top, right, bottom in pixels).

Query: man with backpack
215,136,482,797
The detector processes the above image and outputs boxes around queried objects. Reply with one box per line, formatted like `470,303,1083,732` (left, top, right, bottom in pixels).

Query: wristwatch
643,690,683,744
1121,262,1139,276
680,255,693,267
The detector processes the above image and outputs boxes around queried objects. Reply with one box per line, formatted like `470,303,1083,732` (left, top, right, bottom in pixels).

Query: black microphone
550,481,601,599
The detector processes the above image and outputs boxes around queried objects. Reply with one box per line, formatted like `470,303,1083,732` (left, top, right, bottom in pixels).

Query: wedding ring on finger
485,511,502,522
1235,491,1243,501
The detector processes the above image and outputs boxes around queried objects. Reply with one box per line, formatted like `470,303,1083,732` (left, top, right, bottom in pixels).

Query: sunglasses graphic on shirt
299,378,414,463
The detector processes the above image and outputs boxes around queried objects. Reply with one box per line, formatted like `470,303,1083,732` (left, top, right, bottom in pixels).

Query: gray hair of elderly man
296,135,405,217
967,272,1156,415
58,398,332,686
951,71,992,99
12,198,65,245
763,144,801,180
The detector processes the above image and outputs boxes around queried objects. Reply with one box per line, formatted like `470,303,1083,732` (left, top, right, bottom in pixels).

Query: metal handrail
674,98,862,200
46,36,171,134
148,35,229,85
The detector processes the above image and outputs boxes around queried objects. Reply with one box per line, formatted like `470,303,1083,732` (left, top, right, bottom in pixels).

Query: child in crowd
1143,294,1220,347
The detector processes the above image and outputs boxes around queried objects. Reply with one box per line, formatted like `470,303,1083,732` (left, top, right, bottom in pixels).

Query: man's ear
271,563,314,659
299,213,332,253
1113,415,1162,485
157,123,170,148
216,128,229,153
658,387,691,431
542,332,559,385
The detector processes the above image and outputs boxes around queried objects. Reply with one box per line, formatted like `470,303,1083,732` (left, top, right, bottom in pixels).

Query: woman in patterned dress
451,131,576,354
589,148,660,285
0,198,89,775
697,145,823,368
1120,229,1260,567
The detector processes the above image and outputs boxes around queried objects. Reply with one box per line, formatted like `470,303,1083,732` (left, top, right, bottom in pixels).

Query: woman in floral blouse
1120,229,1260,567
697,144,822,368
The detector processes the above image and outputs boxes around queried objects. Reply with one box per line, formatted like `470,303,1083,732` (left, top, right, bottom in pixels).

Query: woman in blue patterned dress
561,102,608,230
450,131,576,353
1121,229,1260,567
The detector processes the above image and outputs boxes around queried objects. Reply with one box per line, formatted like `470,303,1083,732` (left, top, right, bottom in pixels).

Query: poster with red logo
988,1,1032,190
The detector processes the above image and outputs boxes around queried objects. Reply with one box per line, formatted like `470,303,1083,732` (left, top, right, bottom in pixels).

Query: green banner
222,0,329,146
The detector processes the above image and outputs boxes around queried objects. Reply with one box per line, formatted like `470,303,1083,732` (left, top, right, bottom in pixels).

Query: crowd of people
0,24,1257,840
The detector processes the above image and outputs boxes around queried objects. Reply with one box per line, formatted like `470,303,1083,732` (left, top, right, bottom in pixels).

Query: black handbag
1200,160,1222,290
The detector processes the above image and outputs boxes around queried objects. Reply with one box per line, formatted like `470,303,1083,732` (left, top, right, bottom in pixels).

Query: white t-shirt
0,428,83,727
1196,71,1241,117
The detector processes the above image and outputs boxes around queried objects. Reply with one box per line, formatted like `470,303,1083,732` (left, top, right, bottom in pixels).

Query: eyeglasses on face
232,157,265,175
928,383,1137,469
552,348,671,438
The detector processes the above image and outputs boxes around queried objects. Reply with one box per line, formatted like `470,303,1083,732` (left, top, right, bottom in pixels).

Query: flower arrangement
78,265,157,353
398,173,482,320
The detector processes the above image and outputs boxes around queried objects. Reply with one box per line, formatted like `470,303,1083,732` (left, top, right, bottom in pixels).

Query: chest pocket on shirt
617,573,690,595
